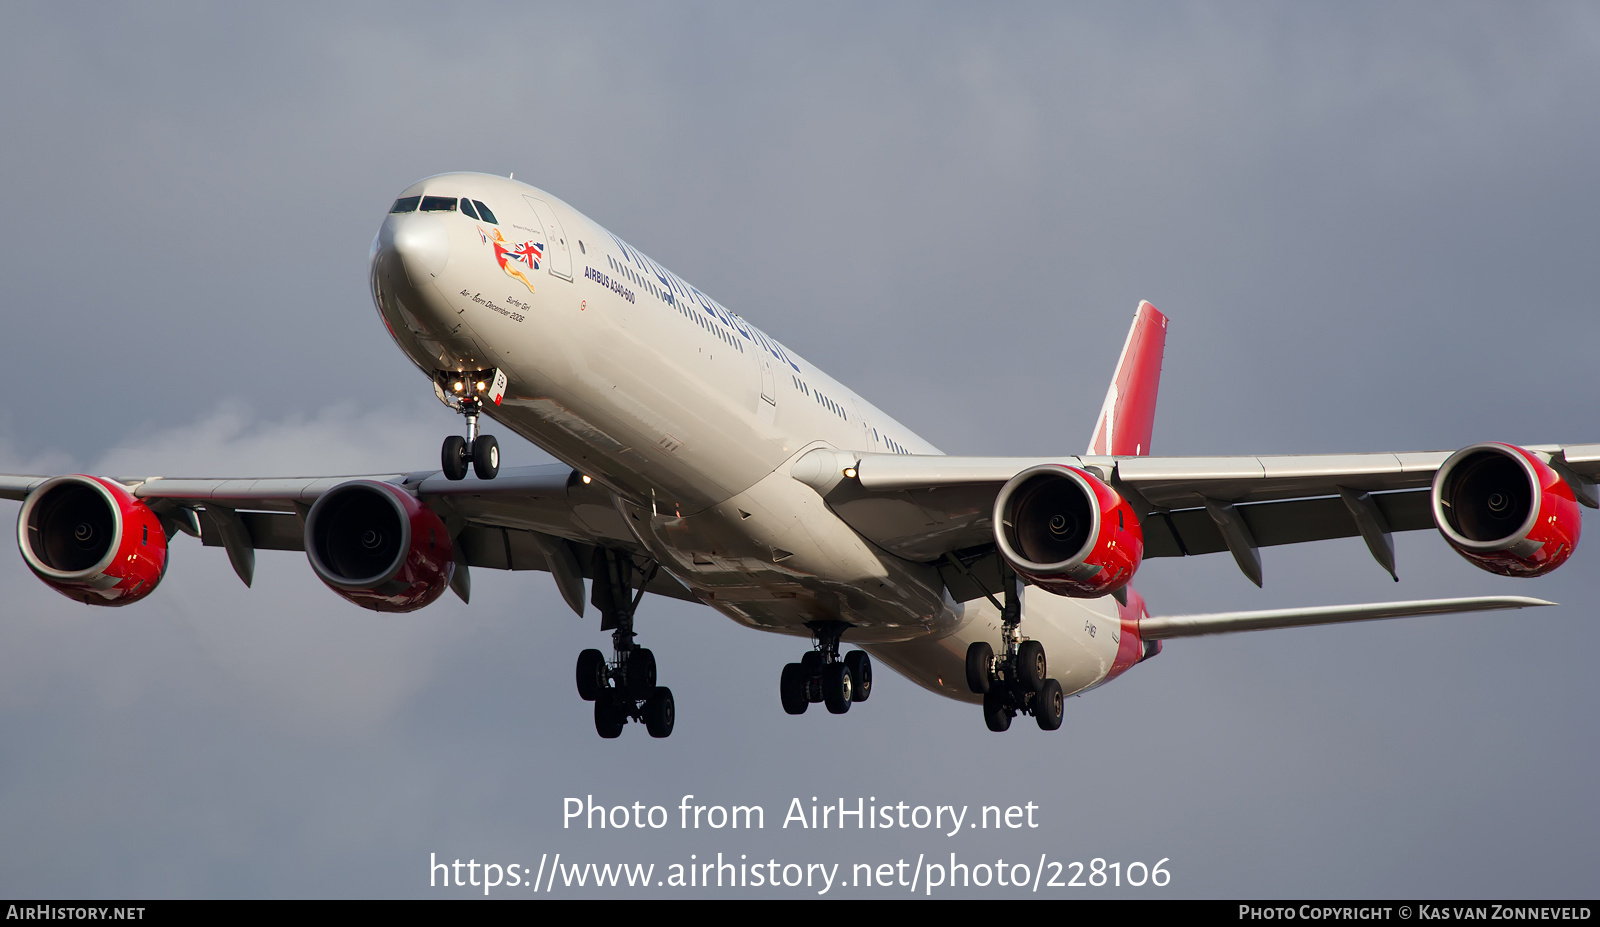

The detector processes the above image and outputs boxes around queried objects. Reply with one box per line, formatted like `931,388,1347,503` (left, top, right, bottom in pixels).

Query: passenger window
420,195,458,212
390,196,421,213
473,200,498,224
460,198,481,220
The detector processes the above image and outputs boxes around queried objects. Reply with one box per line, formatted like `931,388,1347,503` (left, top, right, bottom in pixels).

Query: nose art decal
480,226,543,293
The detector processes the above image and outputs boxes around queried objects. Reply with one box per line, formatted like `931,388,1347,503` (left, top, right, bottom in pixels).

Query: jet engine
993,464,1143,597
17,475,168,606
304,480,455,612
1432,442,1581,577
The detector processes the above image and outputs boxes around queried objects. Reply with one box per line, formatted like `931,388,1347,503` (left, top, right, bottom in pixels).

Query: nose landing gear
440,405,499,481
434,370,504,481
779,621,872,716
965,570,1065,732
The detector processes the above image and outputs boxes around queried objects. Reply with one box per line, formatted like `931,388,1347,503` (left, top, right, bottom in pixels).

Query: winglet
1087,301,1167,457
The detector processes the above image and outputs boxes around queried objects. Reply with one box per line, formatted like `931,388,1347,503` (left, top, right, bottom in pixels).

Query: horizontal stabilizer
1140,595,1554,640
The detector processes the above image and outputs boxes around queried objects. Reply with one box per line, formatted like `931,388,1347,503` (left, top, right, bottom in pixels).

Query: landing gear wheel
823,663,854,714
780,663,809,715
965,641,993,694
441,435,469,481
800,651,824,704
627,648,657,699
982,688,1011,732
594,698,624,738
1035,678,1064,731
644,687,675,738
576,649,607,702
1017,640,1047,693
580,549,669,740
471,434,500,480
844,650,872,702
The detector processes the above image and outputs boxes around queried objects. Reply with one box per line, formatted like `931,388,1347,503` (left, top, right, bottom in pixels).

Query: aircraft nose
376,213,451,281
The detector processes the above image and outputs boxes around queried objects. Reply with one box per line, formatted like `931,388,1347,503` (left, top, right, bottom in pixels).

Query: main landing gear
780,621,873,716
436,371,500,481
575,549,675,739
965,572,1065,733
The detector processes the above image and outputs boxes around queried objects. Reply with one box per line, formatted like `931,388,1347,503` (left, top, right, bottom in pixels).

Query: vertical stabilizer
1087,301,1167,457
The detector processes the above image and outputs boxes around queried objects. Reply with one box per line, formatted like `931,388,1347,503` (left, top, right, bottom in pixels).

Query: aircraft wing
0,464,695,612
806,444,1600,597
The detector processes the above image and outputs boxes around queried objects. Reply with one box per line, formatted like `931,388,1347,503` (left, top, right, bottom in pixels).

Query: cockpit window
390,196,421,214
459,198,481,220
472,200,498,224
419,195,458,212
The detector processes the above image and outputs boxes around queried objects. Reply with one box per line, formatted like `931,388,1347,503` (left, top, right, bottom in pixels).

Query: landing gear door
521,196,573,281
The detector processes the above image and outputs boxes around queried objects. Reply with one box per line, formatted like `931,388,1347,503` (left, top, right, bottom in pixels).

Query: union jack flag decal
480,226,542,293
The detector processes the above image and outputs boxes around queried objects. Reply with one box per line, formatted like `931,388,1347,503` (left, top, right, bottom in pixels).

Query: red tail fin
1087,301,1167,457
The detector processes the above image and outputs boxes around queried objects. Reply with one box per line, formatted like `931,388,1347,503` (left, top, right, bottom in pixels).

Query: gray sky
1,2,1596,898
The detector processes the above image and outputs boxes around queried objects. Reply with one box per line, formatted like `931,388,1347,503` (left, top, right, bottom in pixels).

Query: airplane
3,171,1591,740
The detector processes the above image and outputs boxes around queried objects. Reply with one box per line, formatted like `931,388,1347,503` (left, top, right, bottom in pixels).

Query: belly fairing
622,464,960,643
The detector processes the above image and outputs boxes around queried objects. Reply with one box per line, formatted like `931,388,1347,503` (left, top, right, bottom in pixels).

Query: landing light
843,467,858,479
452,381,464,392
581,475,592,484
476,381,486,391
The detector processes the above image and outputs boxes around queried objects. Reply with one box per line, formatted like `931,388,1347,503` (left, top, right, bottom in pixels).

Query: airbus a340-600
6,173,1590,738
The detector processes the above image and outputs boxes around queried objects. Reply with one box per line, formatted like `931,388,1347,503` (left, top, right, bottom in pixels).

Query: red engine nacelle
17,475,168,606
993,464,1143,597
1432,442,1581,577
304,480,455,612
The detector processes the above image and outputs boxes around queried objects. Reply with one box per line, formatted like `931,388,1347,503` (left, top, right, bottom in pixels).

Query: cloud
91,401,445,479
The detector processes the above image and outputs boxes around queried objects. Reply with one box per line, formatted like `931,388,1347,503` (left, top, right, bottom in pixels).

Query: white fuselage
370,173,1138,704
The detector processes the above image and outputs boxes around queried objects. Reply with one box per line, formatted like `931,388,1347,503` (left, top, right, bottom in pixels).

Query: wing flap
187,516,697,603
199,511,303,552
1141,595,1554,639
826,482,998,560
1145,489,1433,559
457,525,696,602
422,465,636,544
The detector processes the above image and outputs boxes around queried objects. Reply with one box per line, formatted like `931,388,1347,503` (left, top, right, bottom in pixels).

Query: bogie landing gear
574,549,675,738
435,370,502,481
965,571,1066,732
780,621,872,716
